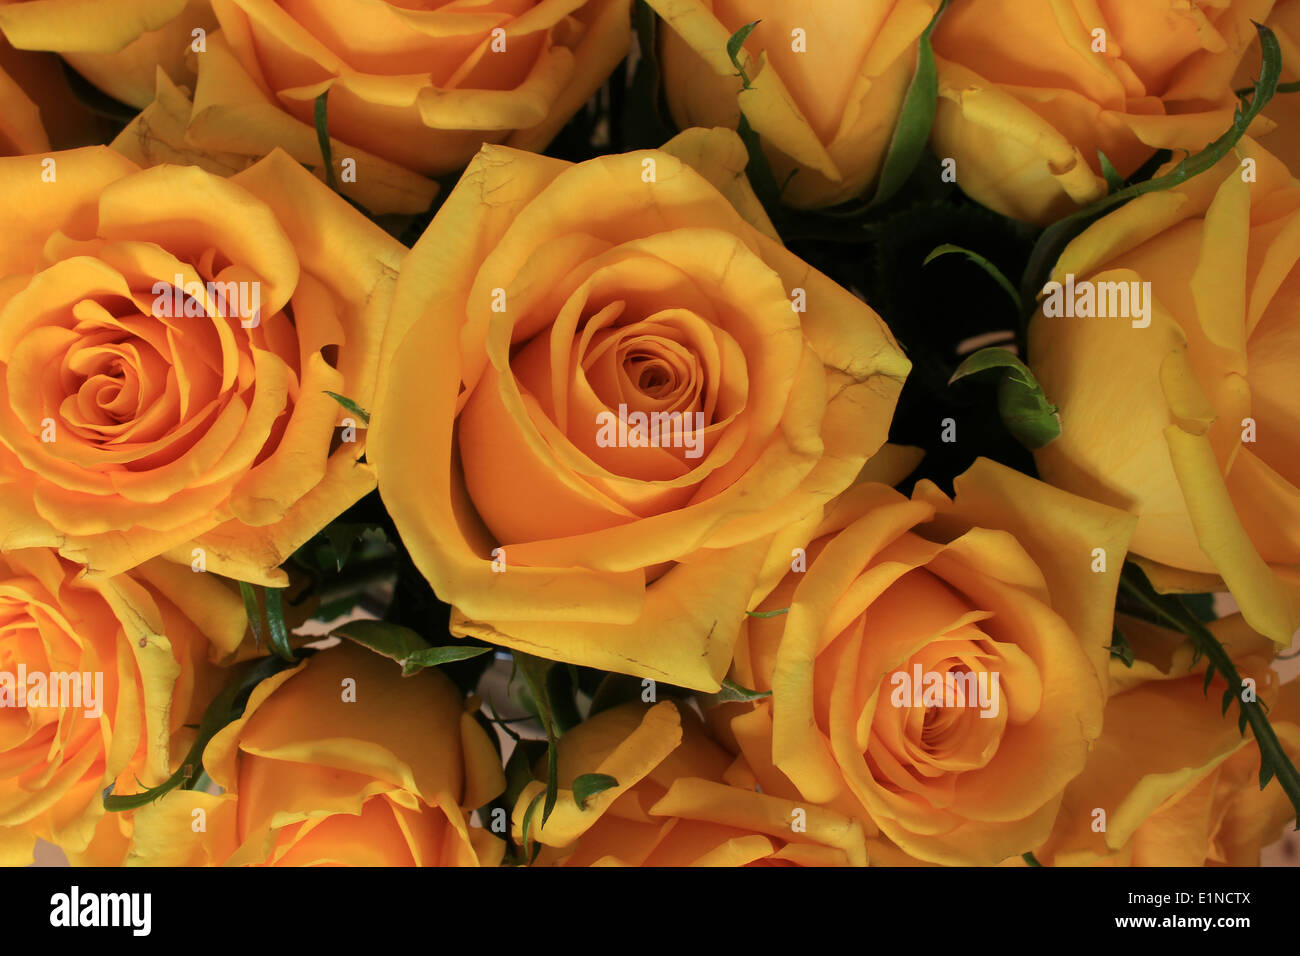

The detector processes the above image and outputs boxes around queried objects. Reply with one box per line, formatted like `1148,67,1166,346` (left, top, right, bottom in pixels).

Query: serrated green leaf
716,678,772,703
1203,661,1217,697
263,587,295,662
1020,23,1284,321
324,390,370,425
949,347,1061,449
573,773,619,810
869,0,948,207
923,243,1021,313
1222,687,1235,716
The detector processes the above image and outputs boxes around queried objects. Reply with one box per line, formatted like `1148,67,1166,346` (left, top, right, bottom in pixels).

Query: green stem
1119,566,1300,827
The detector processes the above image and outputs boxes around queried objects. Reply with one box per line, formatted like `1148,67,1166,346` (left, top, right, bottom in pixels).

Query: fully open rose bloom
1029,140,1300,645
646,0,942,208
931,0,1275,224
0,147,402,585
511,701,868,866
715,460,1136,865
127,640,506,866
0,548,245,866
0,0,216,109
369,126,909,691
1036,614,1300,866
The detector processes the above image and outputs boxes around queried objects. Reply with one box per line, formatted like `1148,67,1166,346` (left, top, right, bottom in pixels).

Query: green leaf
263,587,295,662
314,89,337,191
546,662,583,734
238,580,262,649
573,773,619,810
317,522,386,573
726,21,761,88
1119,563,1300,830
1022,851,1043,867
324,390,370,425
104,655,295,811
745,607,789,618
1020,22,1283,322
399,645,492,676
869,0,949,207
333,619,491,676
520,789,545,865
1098,150,1123,193
514,652,561,826
1182,592,1218,624
1108,624,1135,668
715,678,772,703
949,347,1061,449
923,243,1022,313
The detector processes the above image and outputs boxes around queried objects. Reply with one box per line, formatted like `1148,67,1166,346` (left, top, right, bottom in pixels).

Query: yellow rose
0,548,245,866
1037,614,1300,866
127,640,506,866
1028,140,1300,645
718,459,1136,865
0,147,402,585
931,0,1274,224
119,0,633,216
0,0,216,108
369,126,909,691
645,0,942,208
511,700,868,866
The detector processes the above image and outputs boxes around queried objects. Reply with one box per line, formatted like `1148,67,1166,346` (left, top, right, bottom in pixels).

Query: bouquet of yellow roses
0,0,1296,900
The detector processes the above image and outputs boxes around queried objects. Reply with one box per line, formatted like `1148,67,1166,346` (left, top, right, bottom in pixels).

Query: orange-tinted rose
0,548,244,866
369,126,909,691
1037,614,1300,866
931,0,1274,224
0,147,402,585
718,460,1136,865
646,0,943,208
1029,141,1300,644
121,0,634,215
128,640,506,866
